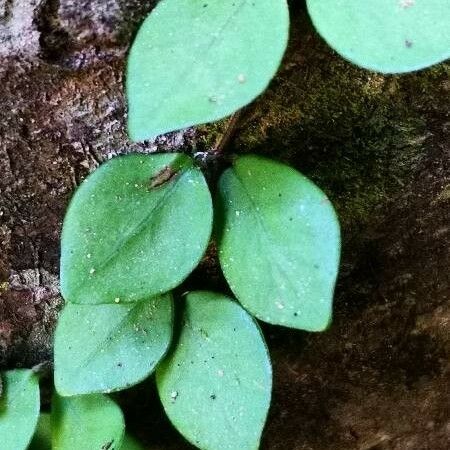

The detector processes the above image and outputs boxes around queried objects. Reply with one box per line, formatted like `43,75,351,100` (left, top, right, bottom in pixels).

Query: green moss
229,12,448,235
195,119,229,153
434,184,450,203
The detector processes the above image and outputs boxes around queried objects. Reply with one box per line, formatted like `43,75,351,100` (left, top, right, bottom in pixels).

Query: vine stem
31,360,53,377
212,109,244,156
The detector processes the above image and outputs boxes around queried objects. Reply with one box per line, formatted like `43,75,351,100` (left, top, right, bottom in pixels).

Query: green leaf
30,414,142,450
217,155,340,331
61,153,212,305
0,369,40,450
52,393,125,450
307,0,450,73
126,0,289,141
157,291,272,450
55,293,173,396
29,414,52,450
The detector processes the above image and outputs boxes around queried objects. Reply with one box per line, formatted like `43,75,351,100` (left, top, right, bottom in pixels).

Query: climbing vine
1,1,448,449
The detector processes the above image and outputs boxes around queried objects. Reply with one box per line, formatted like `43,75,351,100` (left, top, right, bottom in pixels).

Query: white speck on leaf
237,74,246,83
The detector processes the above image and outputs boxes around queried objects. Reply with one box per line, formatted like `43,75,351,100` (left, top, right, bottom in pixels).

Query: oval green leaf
217,155,340,331
0,370,40,450
55,293,173,396
126,0,289,141
156,291,272,450
29,414,51,450
30,413,142,450
61,153,212,305
51,393,125,450
307,0,450,73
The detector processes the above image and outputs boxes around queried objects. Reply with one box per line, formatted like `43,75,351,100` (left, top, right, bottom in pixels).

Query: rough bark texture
0,1,449,449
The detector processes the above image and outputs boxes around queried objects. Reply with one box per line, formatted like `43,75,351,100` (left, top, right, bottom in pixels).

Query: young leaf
29,414,52,450
55,293,173,396
217,155,340,332
52,393,125,450
157,291,272,450
307,0,450,73
61,153,212,305
0,370,40,450
126,0,289,141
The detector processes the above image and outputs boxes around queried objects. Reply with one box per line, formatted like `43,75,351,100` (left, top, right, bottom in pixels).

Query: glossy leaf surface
0,370,40,450
127,0,289,140
217,155,340,331
55,293,173,396
52,394,124,450
61,153,212,305
307,0,450,73
157,291,272,450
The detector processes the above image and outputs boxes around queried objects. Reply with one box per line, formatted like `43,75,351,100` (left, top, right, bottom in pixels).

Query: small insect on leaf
149,166,179,189
101,441,114,450
60,153,213,305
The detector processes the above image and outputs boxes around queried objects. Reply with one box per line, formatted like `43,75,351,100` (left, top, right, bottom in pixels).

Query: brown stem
212,109,244,156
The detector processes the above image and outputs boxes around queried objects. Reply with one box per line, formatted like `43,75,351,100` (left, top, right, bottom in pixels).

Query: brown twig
212,109,244,156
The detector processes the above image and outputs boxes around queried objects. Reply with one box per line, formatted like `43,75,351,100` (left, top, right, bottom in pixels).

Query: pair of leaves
0,370,130,450
57,153,212,397
56,292,272,450
59,153,339,326
126,0,449,143
307,0,450,73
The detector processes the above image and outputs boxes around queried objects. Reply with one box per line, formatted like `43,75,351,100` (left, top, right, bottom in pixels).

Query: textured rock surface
0,1,449,449
0,0,193,369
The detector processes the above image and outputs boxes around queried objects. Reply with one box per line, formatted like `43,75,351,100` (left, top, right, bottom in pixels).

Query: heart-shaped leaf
307,0,450,73
55,293,173,396
157,291,272,450
51,393,125,450
0,370,40,450
61,153,212,305
126,0,289,141
217,155,340,331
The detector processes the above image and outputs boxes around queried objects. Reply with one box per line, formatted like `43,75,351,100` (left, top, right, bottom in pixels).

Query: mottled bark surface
0,1,449,449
